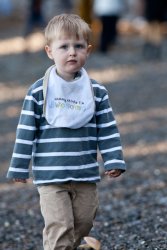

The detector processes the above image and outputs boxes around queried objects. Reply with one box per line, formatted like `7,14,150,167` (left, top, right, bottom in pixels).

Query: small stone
4,221,10,227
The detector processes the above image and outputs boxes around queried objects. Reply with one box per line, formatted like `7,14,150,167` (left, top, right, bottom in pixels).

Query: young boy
7,14,126,250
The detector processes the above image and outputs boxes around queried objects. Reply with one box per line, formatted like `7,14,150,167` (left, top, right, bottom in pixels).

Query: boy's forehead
54,33,86,42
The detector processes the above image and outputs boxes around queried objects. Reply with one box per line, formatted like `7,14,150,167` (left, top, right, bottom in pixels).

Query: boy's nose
69,46,76,56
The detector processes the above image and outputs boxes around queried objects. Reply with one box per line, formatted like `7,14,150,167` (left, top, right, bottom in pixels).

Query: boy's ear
45,45,53,60
87,44,92,56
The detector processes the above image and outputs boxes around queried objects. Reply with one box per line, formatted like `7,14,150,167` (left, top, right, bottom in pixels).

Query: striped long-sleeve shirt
7,71,126,185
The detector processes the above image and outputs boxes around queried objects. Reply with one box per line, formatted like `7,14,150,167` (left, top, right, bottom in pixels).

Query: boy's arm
96,90,126,174
7,87,37,181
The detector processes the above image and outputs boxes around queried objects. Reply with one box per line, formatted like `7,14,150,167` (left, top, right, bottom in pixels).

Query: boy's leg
71,183,99,248
38,184,75,250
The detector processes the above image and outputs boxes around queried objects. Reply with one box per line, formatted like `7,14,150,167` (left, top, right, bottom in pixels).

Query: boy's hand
13,179,27,183
105,169,122,178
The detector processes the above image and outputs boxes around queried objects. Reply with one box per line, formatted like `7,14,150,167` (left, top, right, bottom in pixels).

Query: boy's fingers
14,179,27,183
105,170,122,177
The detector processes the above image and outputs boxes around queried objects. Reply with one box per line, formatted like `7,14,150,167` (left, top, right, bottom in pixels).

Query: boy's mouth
67,59,77,63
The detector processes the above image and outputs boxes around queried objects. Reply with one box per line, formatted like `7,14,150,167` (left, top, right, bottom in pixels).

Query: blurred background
1,1,167,249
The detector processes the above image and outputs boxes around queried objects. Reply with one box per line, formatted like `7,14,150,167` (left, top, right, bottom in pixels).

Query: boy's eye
60,45,68,49
59,43,86,50
75,44,85,49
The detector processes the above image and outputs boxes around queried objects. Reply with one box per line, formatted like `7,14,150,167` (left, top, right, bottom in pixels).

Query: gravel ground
1,18,167,250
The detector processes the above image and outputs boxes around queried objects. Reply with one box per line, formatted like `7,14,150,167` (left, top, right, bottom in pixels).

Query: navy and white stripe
7,78,126,184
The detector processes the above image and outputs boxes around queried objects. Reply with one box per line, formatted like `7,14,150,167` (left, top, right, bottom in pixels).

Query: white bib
45,67,95,129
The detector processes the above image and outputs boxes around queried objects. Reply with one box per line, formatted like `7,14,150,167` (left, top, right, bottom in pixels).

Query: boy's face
45,35,92,81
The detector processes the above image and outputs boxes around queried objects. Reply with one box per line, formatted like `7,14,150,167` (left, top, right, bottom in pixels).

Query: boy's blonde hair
45,14,92,45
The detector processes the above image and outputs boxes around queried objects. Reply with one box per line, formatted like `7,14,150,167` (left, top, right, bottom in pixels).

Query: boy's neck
56,69,81,81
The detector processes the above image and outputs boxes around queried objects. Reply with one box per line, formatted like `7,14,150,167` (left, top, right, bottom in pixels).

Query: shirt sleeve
7,87,38,180
96,91,126,172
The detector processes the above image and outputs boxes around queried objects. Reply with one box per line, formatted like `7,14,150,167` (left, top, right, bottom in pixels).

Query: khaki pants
38,182,99,250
